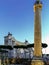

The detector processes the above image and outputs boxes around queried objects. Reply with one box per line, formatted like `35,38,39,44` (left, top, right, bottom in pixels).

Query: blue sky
0,0,49,49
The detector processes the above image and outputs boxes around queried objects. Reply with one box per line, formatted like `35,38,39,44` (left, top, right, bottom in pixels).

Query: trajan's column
31,0,44,65
34,0,42,57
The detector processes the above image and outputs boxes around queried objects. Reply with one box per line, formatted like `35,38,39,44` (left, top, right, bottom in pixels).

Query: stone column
31,0,44,65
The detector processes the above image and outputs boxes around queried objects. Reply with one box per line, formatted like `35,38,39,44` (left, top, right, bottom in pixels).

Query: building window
8,39,12,45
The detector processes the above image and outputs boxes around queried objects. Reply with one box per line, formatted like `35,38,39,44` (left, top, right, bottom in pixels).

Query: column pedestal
31,60,44,65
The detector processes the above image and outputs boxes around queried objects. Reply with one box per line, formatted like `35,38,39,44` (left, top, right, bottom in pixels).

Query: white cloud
42,35,49,54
